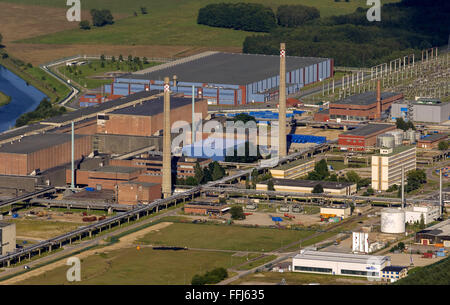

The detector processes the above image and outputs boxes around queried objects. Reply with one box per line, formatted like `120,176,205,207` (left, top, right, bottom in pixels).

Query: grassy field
0,90,11,106
1,0,397,47
136,222,314,252
56,59,161,89
7,219,84,240
16,248,249,285
236,255,278,271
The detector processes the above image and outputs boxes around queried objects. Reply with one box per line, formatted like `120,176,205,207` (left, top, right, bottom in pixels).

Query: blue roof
272,217,283,222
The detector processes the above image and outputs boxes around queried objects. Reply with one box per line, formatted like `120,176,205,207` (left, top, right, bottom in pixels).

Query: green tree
438,141,449,151
363,187,375,196
79,20,91,30
230,206,246,220
267,179,275,191
194,162,204,184
140,6,148,14
276,4,320,27
312,184,324,193
211,161,225,180
185,176,198,186
119,54,123,61
90,9,114,27
398,242,405,251
233,113,256,123
308,159,329,180
419,214,425,230
396,118,408,131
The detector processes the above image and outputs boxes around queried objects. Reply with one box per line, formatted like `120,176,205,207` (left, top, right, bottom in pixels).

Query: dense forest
240,0,449,67
395,256,450,285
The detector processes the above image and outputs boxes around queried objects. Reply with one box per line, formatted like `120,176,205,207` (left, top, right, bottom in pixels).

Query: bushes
90,9,114,27
79,20,91,30
191,267,228,285
230,206,246,220
15,98,66,127
197,3,276,32
276,5,320,27
395,256,450,285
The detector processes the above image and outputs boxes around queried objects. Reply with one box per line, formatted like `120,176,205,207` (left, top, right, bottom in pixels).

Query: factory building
292,249,390,279
184,202,230,215
416,133,448,149
404,206,440,225
269,158,315,179
0,222,16,256
0,133,92,176
117,181,161,205
415,219,450,246
320,205,352,219
391,98,450,123
338,124,396,151
315,82,403,122
256,179,357,195
380,266,408,282
71,166,145,190
97,95,208,137
105,51,333,105
371,146,416,191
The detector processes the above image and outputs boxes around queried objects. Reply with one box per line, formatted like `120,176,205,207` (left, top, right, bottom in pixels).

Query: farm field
16,248,249,285
136,222,314,252
2,0,400,47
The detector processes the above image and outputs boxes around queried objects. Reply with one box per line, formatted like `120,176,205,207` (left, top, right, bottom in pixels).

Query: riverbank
0,90,11,107
0,51,70,103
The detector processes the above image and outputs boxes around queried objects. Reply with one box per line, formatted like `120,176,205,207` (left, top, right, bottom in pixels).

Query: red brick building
417,133,448,149
338,124,396,151
0,133,92,176
117,181,161,205
69,166,144,190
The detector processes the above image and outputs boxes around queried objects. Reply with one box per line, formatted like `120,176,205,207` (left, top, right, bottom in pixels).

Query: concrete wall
93,134,162,155
0,223,16,256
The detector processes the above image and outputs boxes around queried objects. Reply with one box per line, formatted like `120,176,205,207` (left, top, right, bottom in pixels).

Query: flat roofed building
269,158,315,179
292,249,390,279
73,166,145,190
184,202,229,215
117,181,161,205
404,206,440,225
380,266,408,282
0,222,16,256
106,52,333,105
391,99,450,124
320,205,352,219
256,179,357,195
338,124,396,151
329,91,403,122
415,219,450,246
417,133,448,149
371,145,416,191
0,133,92,176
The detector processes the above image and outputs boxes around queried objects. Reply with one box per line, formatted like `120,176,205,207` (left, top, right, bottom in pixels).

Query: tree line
15,99,66,127
79,9,114,30
176,161,226,186
243,0,448,67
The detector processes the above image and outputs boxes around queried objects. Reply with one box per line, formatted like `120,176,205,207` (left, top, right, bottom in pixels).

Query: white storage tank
381,208,405,234
406,129,417,143
386,130,404,147
377,134,395,148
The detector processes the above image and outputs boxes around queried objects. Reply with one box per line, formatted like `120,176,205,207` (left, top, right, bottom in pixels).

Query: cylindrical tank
377,134,395,148
381,208,405,234
406,129,417,143
387,130,404,146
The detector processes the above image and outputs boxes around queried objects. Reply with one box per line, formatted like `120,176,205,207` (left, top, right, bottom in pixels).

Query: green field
7,219,84,240
137,222,314,252
0,90,11,107
16,248,250,285
56,59,161,89
2,0,397,47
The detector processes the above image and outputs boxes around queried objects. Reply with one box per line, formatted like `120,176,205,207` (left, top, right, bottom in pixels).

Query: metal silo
377,134,395,148
386,130,404,147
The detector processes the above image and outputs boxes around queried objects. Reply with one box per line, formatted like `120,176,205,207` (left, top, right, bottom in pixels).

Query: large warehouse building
391,98,450,124
104,51,333,105
338,124,396,151
292,249,391,279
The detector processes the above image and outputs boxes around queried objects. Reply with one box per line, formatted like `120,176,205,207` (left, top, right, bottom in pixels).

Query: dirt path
0,222,173,285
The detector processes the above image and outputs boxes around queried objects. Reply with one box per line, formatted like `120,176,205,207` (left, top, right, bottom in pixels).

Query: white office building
292,249,390,279
404,206,440,225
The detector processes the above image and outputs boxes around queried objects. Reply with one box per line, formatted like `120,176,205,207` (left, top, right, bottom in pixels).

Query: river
0,65,47,132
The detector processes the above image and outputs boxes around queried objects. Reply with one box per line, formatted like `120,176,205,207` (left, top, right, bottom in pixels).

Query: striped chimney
162,77,172,198
279,43,287,157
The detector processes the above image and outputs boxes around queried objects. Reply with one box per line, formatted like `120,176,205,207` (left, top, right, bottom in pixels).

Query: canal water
0,65,47,132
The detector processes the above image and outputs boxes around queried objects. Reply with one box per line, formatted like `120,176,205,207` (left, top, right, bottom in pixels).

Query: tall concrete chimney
401,165,405,209
279,43,287,158
173,75,178,88
376,79,381,119
162,77,172,198
439,168,443,216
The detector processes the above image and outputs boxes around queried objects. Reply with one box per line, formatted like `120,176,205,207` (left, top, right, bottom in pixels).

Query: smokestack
162,77,172,198
279,43,287,158
71,121,74,189
376,79,381,118
401,165,405,209
440,168,443,216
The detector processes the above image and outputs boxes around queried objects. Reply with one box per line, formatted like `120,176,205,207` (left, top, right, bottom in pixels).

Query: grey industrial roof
0,133,87,154
42,90,160,124
261,178,355,189
0,123,46,143
417,219,450,237
418,133,448,142
124,52,329,85
294,250,388,265
91,166,140,174
341,124,394,137
122,181,159,187
333,91,401,106
382,266,407,272
110,95,200,116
